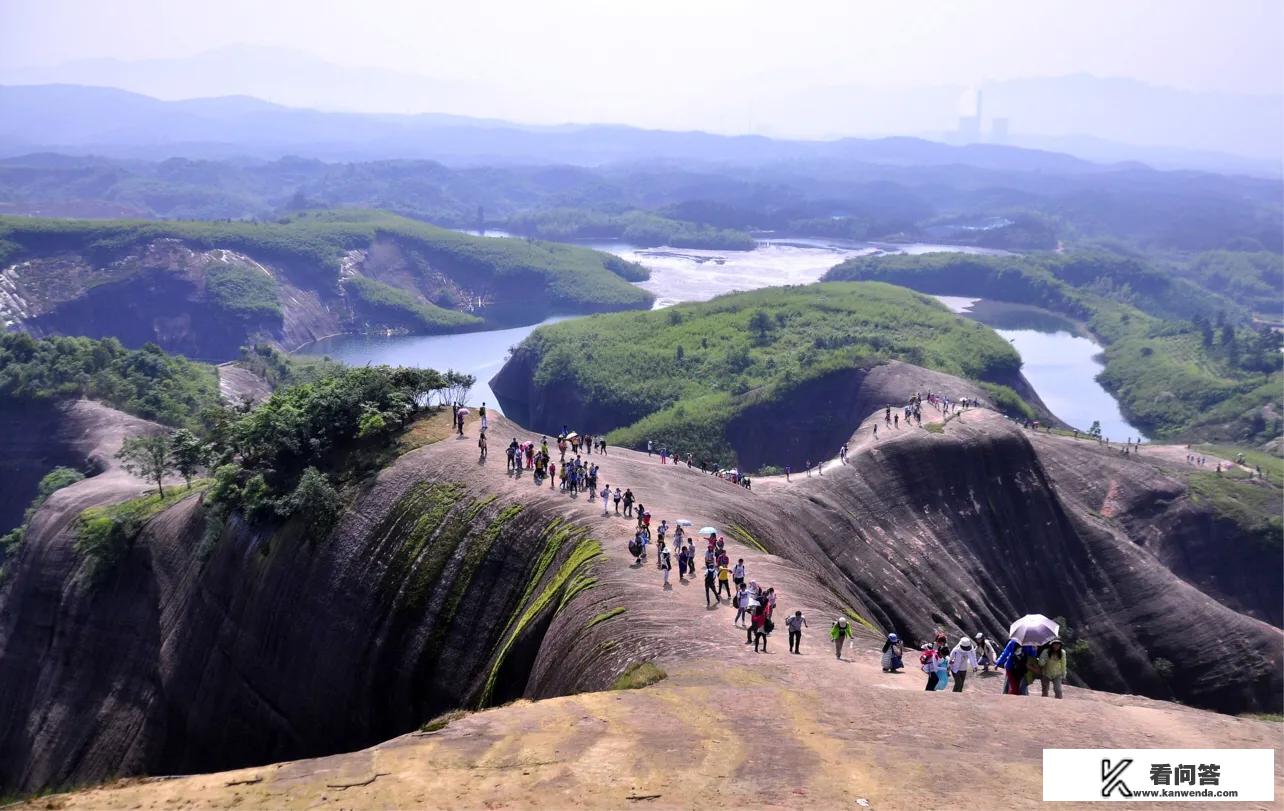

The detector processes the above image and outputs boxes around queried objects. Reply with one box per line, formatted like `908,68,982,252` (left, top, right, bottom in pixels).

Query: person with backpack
948,636,978,692
786,610,808,654
676,543,689,582
613,487,622,515
600,484,611,515
660,547,673,588
830,617,854,660
733,583,750,625
751,604,771,652
880,633,903,672
477,432,487,461
622,489,634,517
975,633,999,673
703,563,719,608
920,643,940,690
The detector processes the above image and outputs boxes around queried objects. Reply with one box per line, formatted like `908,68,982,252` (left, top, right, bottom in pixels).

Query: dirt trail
32,406,1284,810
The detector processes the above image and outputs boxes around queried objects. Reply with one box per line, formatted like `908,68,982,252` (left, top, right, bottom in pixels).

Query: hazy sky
3,0,1280,95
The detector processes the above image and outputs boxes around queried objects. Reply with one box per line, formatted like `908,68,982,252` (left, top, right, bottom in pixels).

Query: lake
935,296,1147,441
297,236,1140,438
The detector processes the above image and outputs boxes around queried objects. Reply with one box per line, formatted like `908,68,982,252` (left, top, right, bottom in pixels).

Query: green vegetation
1195,444,1283,486
1185,472,1282,549
0,467,85,580
508,208,755,250
343,275,482,332
586,607,626,629
609,661,667,690
0,209,654,317
825,252,1282,442
204,260,282,320
510,282,1026,464
234,343,343,390
74,484,208,579
419,708,470,733
206,365,454,517
0,333,220,430
1171,251,1283,319
480,520,602,706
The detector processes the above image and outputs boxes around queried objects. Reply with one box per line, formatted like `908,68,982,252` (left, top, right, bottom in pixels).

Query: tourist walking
751,604,770,652
703,563,719,607
948,636,978,692
1038,639,1068,699
880,633,903,672
734,583,750,625
975,633,999,673
732,558,745,591
830,617,854,660
660,547,672,588
920,644,940,690
786,610,808,654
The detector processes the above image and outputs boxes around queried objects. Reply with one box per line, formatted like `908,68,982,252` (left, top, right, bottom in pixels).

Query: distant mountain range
3,45,1279,175
0,84,1146,175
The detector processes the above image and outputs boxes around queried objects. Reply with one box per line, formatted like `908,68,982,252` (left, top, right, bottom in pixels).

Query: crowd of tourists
466,403,1073,700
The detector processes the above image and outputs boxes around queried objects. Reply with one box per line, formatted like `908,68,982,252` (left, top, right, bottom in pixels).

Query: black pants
754,631,768,652
952,670,967,692
705,581,718,606
716,580,731,598
789,630,801,653
925,672,939,690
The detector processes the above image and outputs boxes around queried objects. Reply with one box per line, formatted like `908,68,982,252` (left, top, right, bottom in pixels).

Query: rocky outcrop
0,428,621,794
493,354,1059,470
0,389,1279,796
719,413,1282,713
1028,432,1283,626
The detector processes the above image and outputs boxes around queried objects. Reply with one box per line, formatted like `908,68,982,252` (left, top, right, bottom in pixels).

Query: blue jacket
995,639,1018,668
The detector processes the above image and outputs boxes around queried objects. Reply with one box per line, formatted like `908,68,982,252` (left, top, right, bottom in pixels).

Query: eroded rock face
0,393,1278,797
717,414,1282,714
0,441,611,794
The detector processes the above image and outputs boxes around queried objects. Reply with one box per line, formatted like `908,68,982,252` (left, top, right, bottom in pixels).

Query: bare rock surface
1,363,1279,802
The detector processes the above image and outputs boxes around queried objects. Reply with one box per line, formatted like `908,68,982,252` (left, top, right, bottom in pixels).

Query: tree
169,429,207,488
748,309,772,343
277,467,342,534
443,370,477,406
1087,420,1102,439
117,434,175,497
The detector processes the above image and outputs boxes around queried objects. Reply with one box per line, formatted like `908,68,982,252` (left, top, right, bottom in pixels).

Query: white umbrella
675,519,693,527
457,408,470,417
699,526,718,536
1009,614,1060,646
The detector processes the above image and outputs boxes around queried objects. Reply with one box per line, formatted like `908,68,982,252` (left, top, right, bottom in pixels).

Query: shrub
610,661,667,690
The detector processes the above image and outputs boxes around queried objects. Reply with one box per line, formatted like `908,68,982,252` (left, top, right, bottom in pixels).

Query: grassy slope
512,281,1024,462
0,209,655,319
824,252,1283,443
342,276,483,331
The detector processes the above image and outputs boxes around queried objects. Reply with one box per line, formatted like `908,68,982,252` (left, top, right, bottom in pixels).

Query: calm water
936,296,1146,441
297,317,571,413
296,237,1136,432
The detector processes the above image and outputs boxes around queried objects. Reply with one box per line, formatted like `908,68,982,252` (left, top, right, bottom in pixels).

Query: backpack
920,650,935,672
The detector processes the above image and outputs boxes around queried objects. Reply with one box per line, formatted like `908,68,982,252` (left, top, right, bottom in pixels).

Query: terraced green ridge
0,209,654,317
506,282,1027,462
